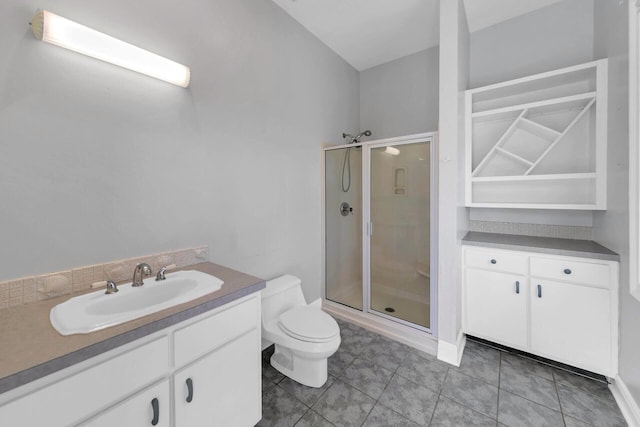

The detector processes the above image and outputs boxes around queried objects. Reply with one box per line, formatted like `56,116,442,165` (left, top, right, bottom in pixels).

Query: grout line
496,351,502,422
360,390,379,426
292,408,312,427
427,367,448,426
273,382,310,409
499,386,566,416
552,370,568,427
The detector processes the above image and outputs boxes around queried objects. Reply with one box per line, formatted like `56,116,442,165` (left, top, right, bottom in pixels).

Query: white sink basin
50,270,224,336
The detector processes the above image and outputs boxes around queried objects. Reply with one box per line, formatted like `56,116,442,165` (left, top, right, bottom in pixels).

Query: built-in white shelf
471,172,597,183
465,59,608,210
471,92,597,121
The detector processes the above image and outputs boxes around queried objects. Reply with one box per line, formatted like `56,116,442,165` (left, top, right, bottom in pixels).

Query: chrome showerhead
356,130,372,139
342,130,372,144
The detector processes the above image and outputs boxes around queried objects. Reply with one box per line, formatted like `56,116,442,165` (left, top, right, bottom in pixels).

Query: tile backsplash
469,220,593,240
0,246,209,311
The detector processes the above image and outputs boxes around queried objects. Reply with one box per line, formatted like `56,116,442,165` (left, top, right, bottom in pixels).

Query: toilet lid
278,306,339,343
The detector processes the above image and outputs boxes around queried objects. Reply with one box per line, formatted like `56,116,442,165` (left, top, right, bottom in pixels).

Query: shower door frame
322,132,438,336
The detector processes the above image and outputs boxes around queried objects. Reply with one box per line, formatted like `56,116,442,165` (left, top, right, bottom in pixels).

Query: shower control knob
340,202,352,217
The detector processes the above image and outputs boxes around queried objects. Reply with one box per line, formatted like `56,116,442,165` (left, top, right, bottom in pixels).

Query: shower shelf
464,59,608,210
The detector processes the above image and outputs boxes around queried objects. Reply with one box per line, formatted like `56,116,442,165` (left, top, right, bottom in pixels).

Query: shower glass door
367,140,431,329
325,146,363,310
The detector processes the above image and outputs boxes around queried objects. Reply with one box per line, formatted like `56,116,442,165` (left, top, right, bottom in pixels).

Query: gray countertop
0,262,265,394
462,232,619,262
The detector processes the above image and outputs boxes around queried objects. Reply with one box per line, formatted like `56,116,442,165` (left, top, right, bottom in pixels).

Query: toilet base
270,344,328,388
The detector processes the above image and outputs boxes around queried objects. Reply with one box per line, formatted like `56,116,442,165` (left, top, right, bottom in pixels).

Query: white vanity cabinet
0,293,262,427
463,245,619,377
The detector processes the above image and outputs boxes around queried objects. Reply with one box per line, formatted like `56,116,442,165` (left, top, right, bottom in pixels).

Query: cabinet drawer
174,295,259,368
464,247,528,274
81,379,170,427
530,257,610,288
0,337,169,427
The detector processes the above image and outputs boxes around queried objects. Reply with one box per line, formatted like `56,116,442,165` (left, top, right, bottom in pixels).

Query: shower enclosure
324,133,436,333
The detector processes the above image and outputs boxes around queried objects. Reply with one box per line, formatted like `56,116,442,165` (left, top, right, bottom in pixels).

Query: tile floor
259,318,627,427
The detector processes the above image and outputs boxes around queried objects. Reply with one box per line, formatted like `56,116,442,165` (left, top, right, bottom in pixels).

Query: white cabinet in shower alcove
464,59,608,210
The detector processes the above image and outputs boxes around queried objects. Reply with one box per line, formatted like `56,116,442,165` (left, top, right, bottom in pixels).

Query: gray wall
468,0,596,228
0,0,360,301
470,0,595,88
593,0,640,405
360,46,439,140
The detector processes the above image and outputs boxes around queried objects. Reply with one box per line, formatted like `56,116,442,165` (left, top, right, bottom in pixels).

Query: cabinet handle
563,268,572,275
186,377,194,403
490,259,497,264
515,281,520,294
151,398,160,426
537,284,542,298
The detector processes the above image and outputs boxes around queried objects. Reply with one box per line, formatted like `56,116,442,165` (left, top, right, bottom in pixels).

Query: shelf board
467,202,602,211
519,117,561,140
471,173,597,182
495,147,534,167
472,92,596,120
466,60,601,95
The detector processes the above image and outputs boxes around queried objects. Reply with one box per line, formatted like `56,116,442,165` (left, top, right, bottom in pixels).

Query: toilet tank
262,275,307,323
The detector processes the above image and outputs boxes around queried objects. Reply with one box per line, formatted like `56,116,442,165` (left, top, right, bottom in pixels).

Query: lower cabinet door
530,279,611,375
174,328,261,427
465,268,528,349
81,379,170,427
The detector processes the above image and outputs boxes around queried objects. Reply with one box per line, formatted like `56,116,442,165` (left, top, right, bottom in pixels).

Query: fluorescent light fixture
30,9,190,87
385,146,400,156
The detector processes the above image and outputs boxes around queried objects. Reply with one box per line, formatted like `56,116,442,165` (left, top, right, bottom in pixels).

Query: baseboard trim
610,375,640,427
437,330,466,367
322,300,438,355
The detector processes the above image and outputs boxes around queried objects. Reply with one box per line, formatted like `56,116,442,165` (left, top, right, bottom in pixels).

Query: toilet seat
278,306,339,343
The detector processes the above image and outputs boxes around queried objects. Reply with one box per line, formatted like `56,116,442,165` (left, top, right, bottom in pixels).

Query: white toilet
261,275,341,388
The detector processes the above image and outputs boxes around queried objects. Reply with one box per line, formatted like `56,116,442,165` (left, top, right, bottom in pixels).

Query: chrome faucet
132,263,153,287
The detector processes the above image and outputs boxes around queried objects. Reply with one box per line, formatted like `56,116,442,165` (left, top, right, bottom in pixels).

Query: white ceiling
271,0,566,71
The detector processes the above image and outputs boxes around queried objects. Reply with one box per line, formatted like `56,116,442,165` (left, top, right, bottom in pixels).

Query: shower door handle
368,222,373,236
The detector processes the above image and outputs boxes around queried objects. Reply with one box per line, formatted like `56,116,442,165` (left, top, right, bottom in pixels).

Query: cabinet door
81,379,170,427
174,328,261,427
530,279,611,375
465,268,528,349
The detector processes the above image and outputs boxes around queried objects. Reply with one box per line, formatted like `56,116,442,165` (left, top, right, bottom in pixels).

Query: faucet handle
105,280,119,294
156,264,177,281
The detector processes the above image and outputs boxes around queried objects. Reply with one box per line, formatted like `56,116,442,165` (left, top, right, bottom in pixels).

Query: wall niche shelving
464,59,608,210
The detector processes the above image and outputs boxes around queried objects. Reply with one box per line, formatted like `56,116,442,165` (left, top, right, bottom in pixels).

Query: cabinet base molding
609,376,640,427
437,331,466,367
